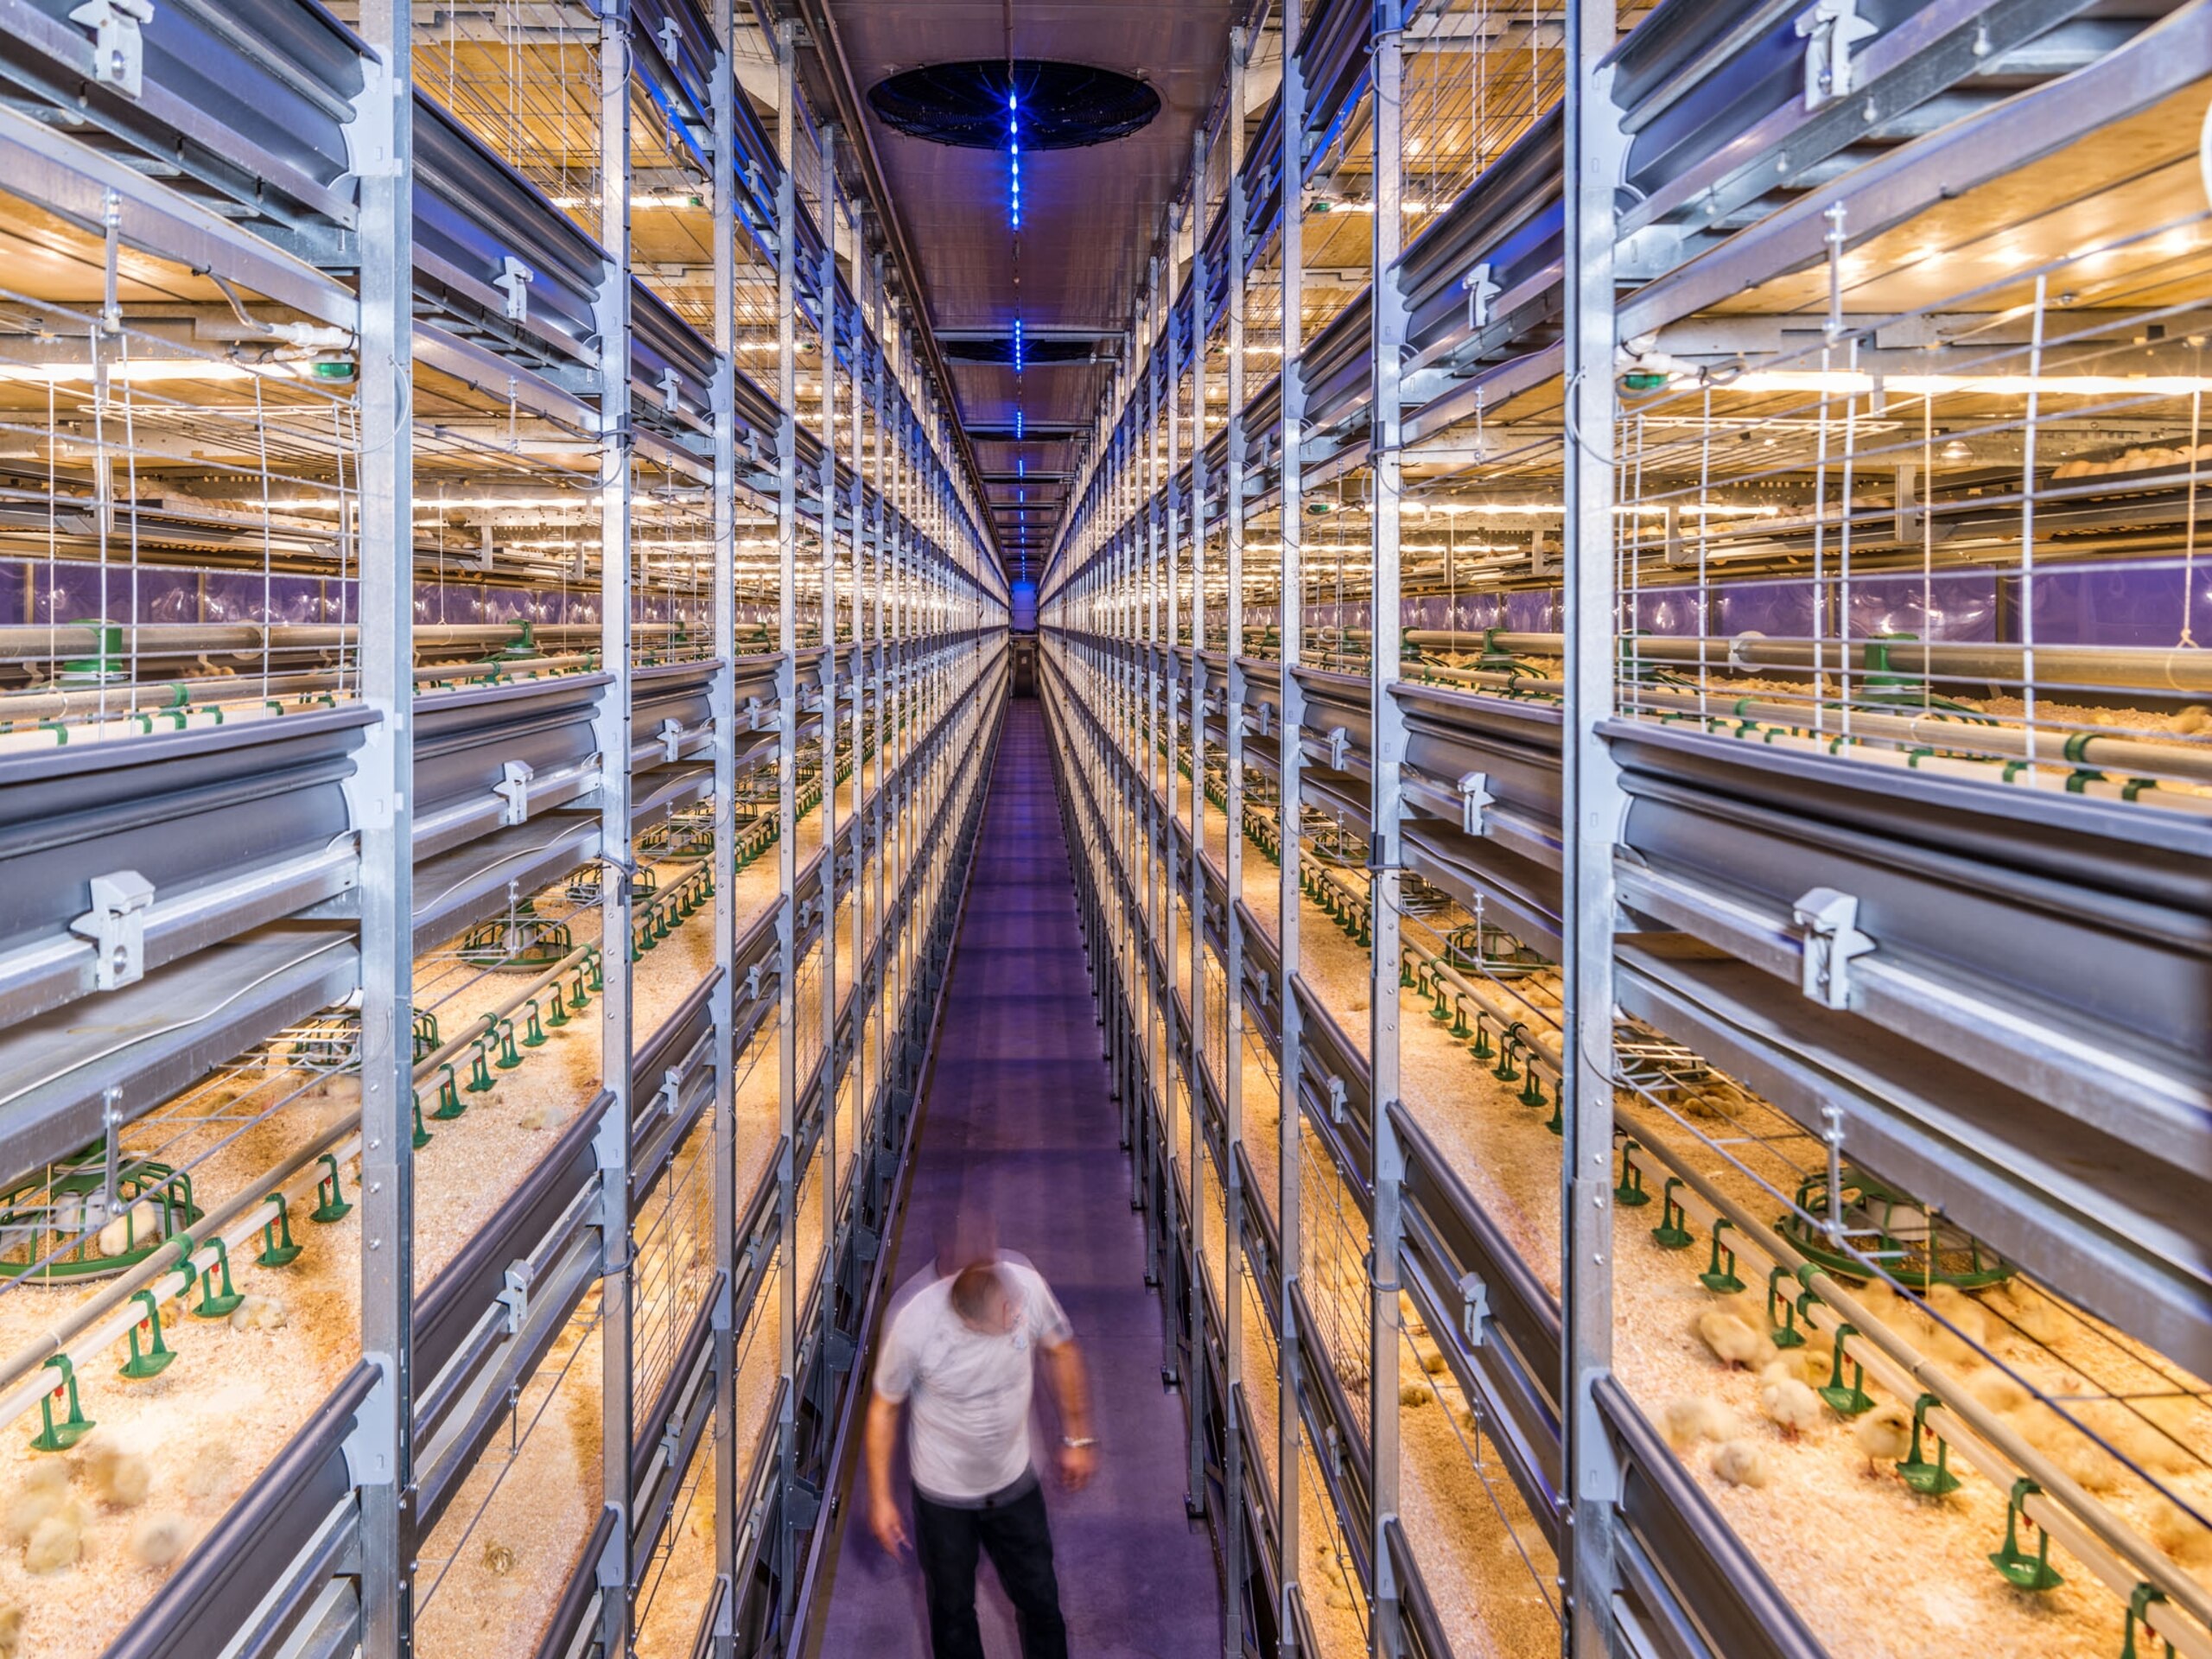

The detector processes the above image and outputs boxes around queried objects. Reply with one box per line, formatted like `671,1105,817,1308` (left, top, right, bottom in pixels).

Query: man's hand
870,1495,911,1556
1056,1440,1096,1491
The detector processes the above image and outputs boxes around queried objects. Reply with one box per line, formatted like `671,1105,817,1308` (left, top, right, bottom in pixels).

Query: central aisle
809,696,1222,1657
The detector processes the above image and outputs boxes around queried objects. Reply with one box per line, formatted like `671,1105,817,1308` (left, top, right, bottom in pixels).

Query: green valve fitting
544,983,569,1028
523,1001,548,1048
309,1154,353,1224
1699,1217,1746,1295
1896,1394,1961,1497
194,1236,244,1319
257,1192,303,1267
494,1017,523,1069
1989,1478,2063,1591
1818,1324,1875,1416
1614,1143,1650,1208
1449,999,1471,1040
411,1091,433,1150
1469,1018,1493,1062
29,1355,92,1452
1518,1066,1547,1111
2119,1582,2169,1659
467,1044,496,1094
433,1062,464,1120
120,1289,175,1379
1766,1266,1805,1348
1652,1179,1694,1250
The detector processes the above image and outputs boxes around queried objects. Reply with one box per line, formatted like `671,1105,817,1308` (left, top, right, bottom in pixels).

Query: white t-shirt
873,1262,1074,1503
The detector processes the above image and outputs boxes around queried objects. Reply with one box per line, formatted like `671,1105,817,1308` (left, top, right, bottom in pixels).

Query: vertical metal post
1274,1,1307,1641
851,236,870,1205
1562,2,1625,1649
1221,30,1249,1656
816,123,842,1350
709,6,740,1647
353,4,412,1652
772,19,802,1625
594,6,636,1648
1185,128,1211,1515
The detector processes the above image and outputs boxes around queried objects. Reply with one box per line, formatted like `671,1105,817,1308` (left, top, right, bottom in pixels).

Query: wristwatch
1060,1435,1096,1450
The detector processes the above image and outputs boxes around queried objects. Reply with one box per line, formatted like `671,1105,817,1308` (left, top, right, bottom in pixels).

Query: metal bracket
340,1355,398,1488
498,1260,535,1337
1460,261,1500,332
71,870,155,992
1457,769,1494,836
1795,0,1878,109
69,0,153,100
1459,1271,1489,1349
493,255,534,324
1792,886,1874,1009
658,716,683,764
493,760,535,827
658,367,681,410
1325,1074,1347,1126
657,16,683,61
656,1066,682,1120
1325,726,1350,770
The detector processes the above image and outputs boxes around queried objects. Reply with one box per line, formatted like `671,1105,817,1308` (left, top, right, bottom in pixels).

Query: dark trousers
911,1481,1069,1659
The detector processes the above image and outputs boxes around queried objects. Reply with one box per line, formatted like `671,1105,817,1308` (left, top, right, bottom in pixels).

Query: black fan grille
868,60,1160,151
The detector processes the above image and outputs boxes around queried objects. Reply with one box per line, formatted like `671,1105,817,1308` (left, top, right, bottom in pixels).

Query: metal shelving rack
0,3,1005,1656
1039,1,2212,1656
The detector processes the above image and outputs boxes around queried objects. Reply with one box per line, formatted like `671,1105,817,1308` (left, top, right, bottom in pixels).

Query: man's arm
1042,1337,1096,1490
865,1391,909,1554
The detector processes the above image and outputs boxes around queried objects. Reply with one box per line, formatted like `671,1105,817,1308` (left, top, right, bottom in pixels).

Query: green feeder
466,1043,497,1094
1766,1267,1806,1348
1544,1091,1563,1136
29,1355,92,1452
1449,998,1471,1040
256,1192,303,1267
1469,1018,1494,1063
1818,1324,1875,1416
120,1289,175,1379
494,1019,523,1071
1652,1179,1694,1250
569,968,592,1012
588,952,604,993
1400,952,1417,991
1700,1218,1747,1295
432,1063,466,1120
522,1001,548,1048
1353,906,1371,949
193,1236,244,1319
1896,1394,1961,1497
309,1154,353,1224
2120,1583,2169,1659
1614,1143,1650,1208
1429,978,1452,1024
1989,1478,2063,1591
411,1091,433,1150
1518,1066,1547,1111
412,1008,442,1062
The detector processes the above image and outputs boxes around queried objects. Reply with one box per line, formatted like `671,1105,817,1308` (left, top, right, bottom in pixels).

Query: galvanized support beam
709,9,741,1647
1366,8,1408,1656
352,4,414,1653
816,122,842,1356
772,17,803,1630
1274,2,1307,1643
1185,124,1211,1517
594,7,638,1649
1220,29,1250,1656
1563,0,1627,1650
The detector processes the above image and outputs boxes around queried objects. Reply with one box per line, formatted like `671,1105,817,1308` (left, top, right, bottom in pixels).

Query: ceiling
818,0,1237,582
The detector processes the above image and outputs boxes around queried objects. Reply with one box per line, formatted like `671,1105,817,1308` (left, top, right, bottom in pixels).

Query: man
866,1253,1096,1659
